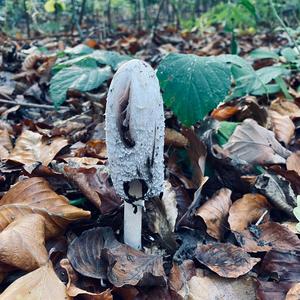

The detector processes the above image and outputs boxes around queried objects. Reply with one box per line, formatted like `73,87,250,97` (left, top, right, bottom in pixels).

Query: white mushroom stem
124,203,142,249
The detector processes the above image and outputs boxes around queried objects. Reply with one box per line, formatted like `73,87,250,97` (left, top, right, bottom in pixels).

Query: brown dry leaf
164,128,188,147
0,177,90,238
8,130,68,169
0,262,71,300
211,105,240,121
286,283,300,300
269,110,295,146
169,260,196,293
235,222,300,252
196,188,232,240
223,119,291,164
287,152,300,176
195,243,260,278
179,269,256,300
68,227,166,287
228,193,271,232
60,258,112,299
0,129,12,159
0,214,48,271
270,98,300,118
61,165,122,214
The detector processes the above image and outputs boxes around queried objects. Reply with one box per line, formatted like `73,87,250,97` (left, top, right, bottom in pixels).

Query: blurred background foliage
0,0,299,38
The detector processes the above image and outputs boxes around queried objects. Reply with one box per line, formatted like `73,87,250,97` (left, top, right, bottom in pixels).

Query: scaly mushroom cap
105,59,165,202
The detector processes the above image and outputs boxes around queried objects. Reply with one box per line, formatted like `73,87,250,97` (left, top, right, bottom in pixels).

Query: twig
255,210,269,226
0,99,69,111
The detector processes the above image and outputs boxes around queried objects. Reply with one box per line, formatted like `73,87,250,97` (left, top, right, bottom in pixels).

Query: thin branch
0,99,69,111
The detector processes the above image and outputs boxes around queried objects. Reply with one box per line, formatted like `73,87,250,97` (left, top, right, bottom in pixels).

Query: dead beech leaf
169,260,196,293
0,129,12,159
270,98,300,119
195,243,260,278
164,128,188,147
0,262,71,300
0,177,90,237
211,105,240,121
228,193,270,232
269,110,295,146
287,152,300,176
286,283,300,300
235,222,300,253
60,258,112,299
61,165,122,214
223,119,291,164
68,227,166,287
196,188,232,240
179,269,256,300
0,214,48,271
8,130,68,169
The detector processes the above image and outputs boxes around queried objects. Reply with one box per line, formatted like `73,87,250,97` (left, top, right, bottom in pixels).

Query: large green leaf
50,60,112,107
157,53,231,126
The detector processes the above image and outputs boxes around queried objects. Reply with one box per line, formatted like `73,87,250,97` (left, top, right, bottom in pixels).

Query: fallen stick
0,99,69,111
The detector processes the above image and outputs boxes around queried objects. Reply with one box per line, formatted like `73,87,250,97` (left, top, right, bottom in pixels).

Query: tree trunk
79,0,87,26
23,0,30,38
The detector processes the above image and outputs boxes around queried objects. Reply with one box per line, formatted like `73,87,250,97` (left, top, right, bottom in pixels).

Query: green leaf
275,76,293,100
215,121,239,145
157,53,231,126
281,47,298,62
238,0,257,17
250,49,280,60
64,44,94,56
255,66,289,85
50,62,112,107
91,50,132,70
294,207,300,222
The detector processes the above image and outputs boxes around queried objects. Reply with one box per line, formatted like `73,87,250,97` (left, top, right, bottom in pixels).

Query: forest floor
0,27,300,299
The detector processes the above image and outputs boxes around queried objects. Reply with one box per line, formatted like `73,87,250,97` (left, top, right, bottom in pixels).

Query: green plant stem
269,0,300,56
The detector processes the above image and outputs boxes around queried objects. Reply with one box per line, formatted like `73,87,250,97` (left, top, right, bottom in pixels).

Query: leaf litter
1,26,300,300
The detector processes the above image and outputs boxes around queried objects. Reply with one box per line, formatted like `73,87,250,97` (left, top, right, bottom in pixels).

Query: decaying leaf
8,130,68,171
253,173,296,216
269,110,295,146
235,222,300,252
0,214,48,271
223,119,291,164
68,227,166,287
0,262,71,300
196,188,232,240
165,128,188,148
0,177,90,237
0,129,13,160
195,243,260,278
179,269,256,300
270,98,300,119
228,193,270,232
60,258,112,299
287,152,300,177
286,283,300,300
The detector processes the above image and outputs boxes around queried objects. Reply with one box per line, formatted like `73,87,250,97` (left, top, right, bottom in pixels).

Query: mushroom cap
105,59,165,201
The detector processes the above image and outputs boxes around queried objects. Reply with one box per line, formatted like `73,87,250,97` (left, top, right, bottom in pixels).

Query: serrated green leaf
157,53,231,126
50,63,112,107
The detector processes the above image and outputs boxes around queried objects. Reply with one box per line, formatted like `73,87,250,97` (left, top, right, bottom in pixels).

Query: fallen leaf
269,110,295,146
60,258,112,299
0,262,71,300
0,177,90,237
169,260,196,293
195,243,260,278
8,130,68,171
211,105,240,121
286,283,300,300
61,165,122,214
164,128,188,148
287,152,300,176
270,98,300,118
223,119,291,164
257,281,293,300
228,193,270,232
254,173,296,216
235,222,300,252
0,214,48,271
179,269,256,300
68,227,166,287
0,129,12,159
196,188,232,240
